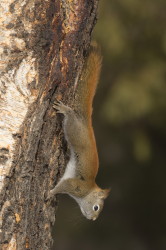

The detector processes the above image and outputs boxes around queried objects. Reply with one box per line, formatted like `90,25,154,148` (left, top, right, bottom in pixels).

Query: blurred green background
53,0,166,249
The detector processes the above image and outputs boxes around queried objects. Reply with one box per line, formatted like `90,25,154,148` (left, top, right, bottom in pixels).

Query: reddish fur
76,43,102,121
75,44,102,178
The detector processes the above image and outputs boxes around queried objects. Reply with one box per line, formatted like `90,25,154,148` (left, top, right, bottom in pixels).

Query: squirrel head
77,187,110,220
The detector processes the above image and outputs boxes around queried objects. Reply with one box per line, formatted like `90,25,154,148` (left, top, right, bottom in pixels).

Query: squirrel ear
99,188,111,199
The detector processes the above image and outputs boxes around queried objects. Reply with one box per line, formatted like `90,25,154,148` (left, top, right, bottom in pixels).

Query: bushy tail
75,42,102,121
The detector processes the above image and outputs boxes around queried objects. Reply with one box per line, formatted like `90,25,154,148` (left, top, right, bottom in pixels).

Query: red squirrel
49,43,110,221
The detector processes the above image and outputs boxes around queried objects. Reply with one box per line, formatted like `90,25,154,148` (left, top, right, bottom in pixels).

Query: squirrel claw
44,191,50,202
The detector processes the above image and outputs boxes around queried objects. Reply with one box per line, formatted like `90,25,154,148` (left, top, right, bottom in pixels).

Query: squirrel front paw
45,188,57,202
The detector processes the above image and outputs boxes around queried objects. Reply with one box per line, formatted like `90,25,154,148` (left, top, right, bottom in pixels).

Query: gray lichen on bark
0,0,99,249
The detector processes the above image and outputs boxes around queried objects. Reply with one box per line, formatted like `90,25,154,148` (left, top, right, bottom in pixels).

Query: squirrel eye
93,205,100,211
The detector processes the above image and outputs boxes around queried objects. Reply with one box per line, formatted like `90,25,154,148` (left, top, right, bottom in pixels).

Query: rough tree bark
0,0,99,249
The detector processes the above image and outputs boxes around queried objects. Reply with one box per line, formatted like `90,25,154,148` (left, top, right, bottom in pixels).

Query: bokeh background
53,0,166,249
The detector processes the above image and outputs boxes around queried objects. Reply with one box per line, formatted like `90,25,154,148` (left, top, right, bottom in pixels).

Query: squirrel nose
92,217,97,221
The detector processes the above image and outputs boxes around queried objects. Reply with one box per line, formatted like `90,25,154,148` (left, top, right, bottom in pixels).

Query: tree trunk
0,0,99,249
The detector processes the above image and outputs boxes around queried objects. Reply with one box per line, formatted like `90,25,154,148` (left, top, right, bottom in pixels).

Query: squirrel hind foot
53,100,71,114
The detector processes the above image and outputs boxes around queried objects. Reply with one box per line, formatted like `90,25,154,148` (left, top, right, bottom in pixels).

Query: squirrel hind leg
53,100,72,114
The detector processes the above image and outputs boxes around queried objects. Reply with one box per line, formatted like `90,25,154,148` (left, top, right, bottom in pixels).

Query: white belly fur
61,150,76,181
